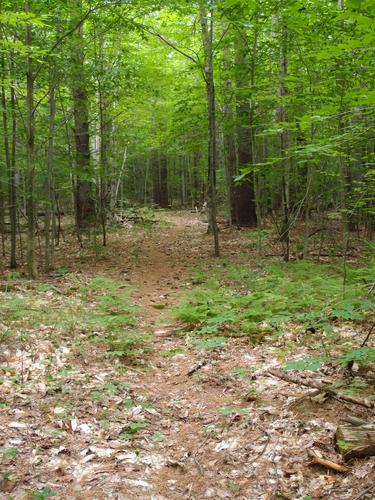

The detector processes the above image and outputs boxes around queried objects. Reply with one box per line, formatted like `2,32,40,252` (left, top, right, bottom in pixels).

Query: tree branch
33,8,93,83
141,25,200,66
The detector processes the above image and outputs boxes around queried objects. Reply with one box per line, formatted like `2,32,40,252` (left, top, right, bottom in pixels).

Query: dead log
267,368,374,409
336,423,375,459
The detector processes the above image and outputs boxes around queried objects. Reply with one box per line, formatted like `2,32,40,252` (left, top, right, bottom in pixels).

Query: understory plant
0,275,150,361
174,256,375,367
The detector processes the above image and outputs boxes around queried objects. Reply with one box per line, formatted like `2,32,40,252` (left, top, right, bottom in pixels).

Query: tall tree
70,0,95,232
25,0,37,278
200,1,219,256
233,29,257,227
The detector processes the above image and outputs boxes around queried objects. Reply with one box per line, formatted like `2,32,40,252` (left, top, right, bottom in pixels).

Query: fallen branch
307,449,350,473
267,368,374,409
187,359,208,376
360,322,375,348
353,483,375,500
343,416,369,426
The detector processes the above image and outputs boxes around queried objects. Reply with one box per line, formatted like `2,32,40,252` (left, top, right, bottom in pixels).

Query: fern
173,257,375,344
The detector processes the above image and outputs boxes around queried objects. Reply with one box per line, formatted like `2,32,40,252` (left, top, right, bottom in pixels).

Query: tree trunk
25,0,37,278
45,66,56,272
152,150,161,207
152,151,169,209
192,151,201,207
278,22,290,262
222,37,237,225
99,90,110,245
200,3,219,257
110,146,127,213
1,53,11,261
234,30,257,227
159,153,169,208
336,0,354,243
9,57,17,269
71,0,95,231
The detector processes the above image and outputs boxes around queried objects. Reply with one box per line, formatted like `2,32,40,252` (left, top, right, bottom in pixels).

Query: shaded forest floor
0,211,374,499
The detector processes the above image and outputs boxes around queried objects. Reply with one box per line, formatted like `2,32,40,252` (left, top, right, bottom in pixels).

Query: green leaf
32,487,57,500
193,337,226,350
339,347,375,364
285,357,328,372
218,406,249,416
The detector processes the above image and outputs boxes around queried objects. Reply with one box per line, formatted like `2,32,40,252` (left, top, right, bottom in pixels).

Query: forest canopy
0,0,374,274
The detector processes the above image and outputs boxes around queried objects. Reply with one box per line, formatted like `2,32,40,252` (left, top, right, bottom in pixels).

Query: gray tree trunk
200,3,219,257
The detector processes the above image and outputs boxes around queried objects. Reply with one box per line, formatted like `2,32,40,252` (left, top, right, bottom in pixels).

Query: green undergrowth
114,206,168,227
174,254,375,351
0,275,149,360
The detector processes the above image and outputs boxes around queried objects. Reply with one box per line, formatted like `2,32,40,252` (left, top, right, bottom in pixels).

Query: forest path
1,212,370,500
85,211,271,499
98,211,244,498
87,212,371,500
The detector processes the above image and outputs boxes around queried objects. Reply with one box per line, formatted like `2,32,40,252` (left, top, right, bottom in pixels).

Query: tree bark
71,0,95,231
222,36,237,225
45,65,57,271
278,22,290,262
98,91,110,245
336,423,375,459
159,153,169,208
152,150,161,207
25,0,37,278
200,3,219,256
234,29,257,228
9,56,17,269
1,53,11,261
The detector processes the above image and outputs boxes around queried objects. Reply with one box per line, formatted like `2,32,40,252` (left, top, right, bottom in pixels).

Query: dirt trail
120,214,246,498
1,212,373,499
80,213,372,500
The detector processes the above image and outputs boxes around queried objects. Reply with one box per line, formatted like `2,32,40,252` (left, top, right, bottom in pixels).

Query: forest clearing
0,0,374,499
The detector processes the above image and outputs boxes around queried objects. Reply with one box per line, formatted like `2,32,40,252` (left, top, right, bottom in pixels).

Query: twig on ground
360,322,375,348
353,482,375,500
192,456,204,475
267,368,374,409
189,435,211,476
343,416,369,426
307,449,350,473
187,359,208,376
270,448,280,497
250,436,271,466
288,389,321,408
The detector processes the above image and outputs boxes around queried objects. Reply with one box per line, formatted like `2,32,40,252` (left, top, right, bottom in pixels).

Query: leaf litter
0,212,374,499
